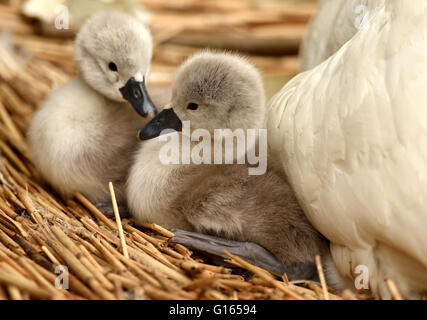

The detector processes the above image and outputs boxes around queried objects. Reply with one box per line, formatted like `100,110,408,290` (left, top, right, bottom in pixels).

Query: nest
0,0,384,300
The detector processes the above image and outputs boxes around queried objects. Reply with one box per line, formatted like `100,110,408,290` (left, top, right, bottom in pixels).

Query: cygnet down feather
126,51,348,289
28,11,170,206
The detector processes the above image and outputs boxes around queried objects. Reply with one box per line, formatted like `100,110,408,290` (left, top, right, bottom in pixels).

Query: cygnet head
75,11,156,116
138,50,265,140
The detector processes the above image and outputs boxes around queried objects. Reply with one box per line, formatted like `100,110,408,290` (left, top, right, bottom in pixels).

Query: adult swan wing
267,0,427,299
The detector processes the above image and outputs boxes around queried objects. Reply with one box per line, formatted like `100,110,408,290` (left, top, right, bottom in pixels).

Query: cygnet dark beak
138,108,182,141
120,77,157,117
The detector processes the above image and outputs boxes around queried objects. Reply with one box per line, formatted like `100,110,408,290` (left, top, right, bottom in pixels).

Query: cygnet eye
187,102,199,110
108,62,118,72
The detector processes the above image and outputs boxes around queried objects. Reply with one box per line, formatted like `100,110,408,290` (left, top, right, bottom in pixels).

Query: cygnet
126,51,346,287
28,11,168,207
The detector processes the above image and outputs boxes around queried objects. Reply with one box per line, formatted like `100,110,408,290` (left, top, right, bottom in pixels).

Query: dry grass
0,0,377,300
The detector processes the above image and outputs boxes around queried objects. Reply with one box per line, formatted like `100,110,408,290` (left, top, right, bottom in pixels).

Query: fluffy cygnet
28,11,167,205
126,51,345,287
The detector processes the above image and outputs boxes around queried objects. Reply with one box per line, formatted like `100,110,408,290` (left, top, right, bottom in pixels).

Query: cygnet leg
169,228,317,280
96,202,130,219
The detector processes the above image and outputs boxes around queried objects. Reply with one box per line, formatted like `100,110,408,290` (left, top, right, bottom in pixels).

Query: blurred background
0,0,317,117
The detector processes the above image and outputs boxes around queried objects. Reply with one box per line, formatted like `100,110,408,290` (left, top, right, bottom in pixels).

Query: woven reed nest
0,0,383,300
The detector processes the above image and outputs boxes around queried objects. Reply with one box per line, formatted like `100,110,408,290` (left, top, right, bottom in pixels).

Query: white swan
267,0,427,299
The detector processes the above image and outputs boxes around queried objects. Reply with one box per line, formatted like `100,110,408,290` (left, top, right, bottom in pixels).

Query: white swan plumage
267,0,427,298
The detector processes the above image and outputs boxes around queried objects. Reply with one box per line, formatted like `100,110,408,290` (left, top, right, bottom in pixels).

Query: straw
315,255,329,300
108,182,129,259
386,278,403,300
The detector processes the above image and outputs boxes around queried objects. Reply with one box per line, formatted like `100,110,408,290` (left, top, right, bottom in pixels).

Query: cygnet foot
96,202,130,219
169,228,318,280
